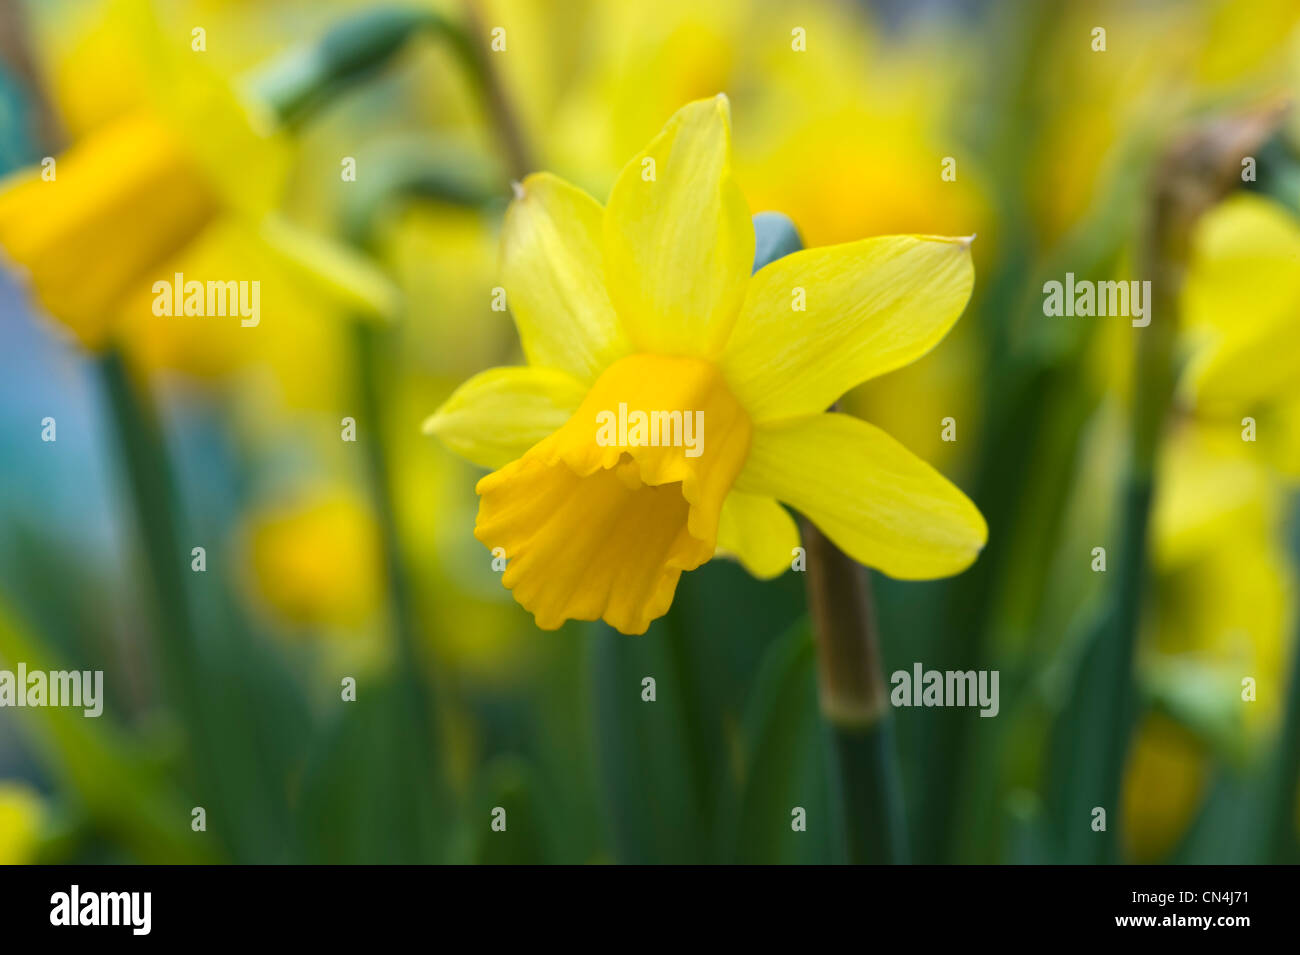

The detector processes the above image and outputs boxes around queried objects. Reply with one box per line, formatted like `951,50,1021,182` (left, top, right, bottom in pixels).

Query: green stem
748,212,906,862
353,324,425,686
251,8,450,129
351,320,442,855
97,349,205,741
249,2,534,183
802,519,908,864
457,0,535,181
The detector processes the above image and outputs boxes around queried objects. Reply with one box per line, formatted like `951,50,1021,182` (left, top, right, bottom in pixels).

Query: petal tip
712,92,733,126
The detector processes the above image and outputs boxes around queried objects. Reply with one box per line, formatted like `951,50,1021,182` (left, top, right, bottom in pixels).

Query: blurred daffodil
242,486,384,631
0,781,45,864
1178,194,1300,476
1026,0,1300,246
1121,713,1209,862
426,96,986,634
0,0,392,391
1146,195,1299,735
1123,194,1299,860
1151,196,1300,710
1146,422,1291,732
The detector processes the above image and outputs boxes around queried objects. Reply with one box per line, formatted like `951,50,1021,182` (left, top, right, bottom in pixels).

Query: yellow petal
109,214,349,410
736,412,986,579
0,782,44,864
1180,195,1300,413
423,366,589,470
479,458,706,634
1150,529,1290,731
1182,194,1300,337
1150,421,1279,570
119,0,290,217
721,235,974,421
475,353,751,633
715,490,799,579
1120,714,1207,863
603,95,754,357
0,112,217,350
259,215,400,321
30,0,151,137
502,173,630,381
243,487,384,629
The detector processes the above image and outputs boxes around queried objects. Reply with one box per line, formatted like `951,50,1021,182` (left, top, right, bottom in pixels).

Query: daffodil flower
426,96,986,634
0,0,392,357
242,486,384,631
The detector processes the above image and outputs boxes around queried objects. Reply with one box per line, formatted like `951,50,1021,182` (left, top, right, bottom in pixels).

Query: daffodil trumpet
426,95,987,635
594,402,705,459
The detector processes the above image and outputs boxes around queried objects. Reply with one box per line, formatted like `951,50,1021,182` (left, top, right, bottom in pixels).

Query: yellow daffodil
425,96,986,634
430,0,987,489
242,486,384,631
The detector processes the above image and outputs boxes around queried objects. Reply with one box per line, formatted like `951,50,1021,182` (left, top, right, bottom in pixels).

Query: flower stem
457,0,535,181
96,349,206,759
802,519,908,864
249,2,534,182
251,7,448,129
351,320,444,859
748,213,905,862
352,324,425,689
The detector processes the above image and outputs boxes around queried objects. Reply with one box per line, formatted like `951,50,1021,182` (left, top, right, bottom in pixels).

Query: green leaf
473,757,551,864
295,672,448,863
0,599,216,863
247,7,451,128
586,557,806,863
587,618,719,863
732,619,836,863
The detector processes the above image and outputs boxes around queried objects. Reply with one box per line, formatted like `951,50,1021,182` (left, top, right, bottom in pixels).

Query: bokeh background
1,0,1298,864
